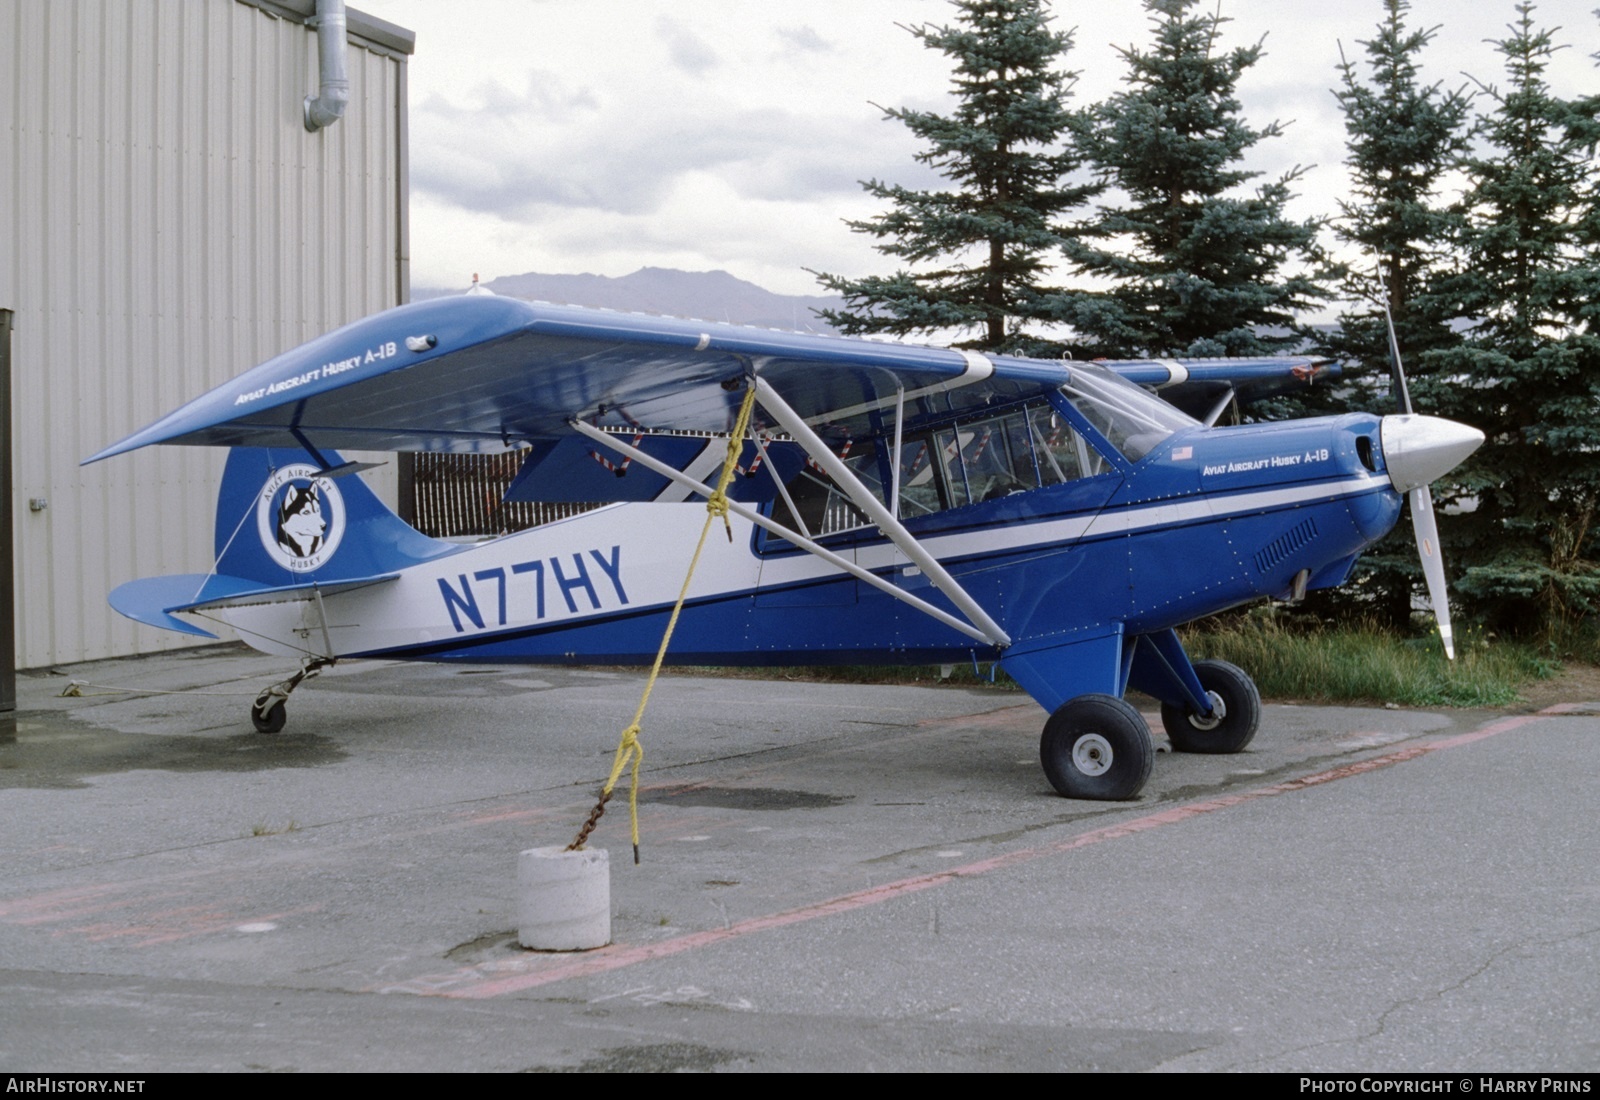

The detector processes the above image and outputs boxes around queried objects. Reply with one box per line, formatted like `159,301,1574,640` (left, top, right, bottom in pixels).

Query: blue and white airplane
87,295,1483,800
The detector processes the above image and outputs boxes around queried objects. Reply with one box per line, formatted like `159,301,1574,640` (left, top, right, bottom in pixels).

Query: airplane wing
1105,357,1334,390
84,295,1330,466
1104,355,1337,423
85,296,1035,461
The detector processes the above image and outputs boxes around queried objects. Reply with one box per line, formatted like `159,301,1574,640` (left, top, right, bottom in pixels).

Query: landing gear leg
1129,630,1261,755
251,656,334,734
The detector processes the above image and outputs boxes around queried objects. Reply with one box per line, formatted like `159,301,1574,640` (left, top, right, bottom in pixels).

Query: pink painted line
1536,702,1596,716
456,807,561,827
17,892,193,928
427,708,1557,1000
123,905,324,947
0,883,132,922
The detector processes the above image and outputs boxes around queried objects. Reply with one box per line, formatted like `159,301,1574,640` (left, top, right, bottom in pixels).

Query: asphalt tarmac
1,646,1596,1072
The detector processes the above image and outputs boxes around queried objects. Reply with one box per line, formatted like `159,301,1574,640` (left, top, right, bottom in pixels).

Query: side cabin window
760,365,1196,552
1027,402,1111,483
765,398,1121,544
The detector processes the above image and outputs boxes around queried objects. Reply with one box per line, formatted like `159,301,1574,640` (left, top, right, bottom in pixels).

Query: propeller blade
1382,298,1414,415
1384,299,1472,660
1409,485,1455,659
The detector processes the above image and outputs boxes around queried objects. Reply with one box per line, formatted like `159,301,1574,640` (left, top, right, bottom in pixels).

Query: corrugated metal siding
1,0,408,667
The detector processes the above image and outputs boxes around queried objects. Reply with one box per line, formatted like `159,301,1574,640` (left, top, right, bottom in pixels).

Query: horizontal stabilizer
110,572,399,637
109,576,224,637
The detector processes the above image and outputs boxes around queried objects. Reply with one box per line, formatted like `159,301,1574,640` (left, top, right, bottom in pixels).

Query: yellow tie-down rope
567,383,759,864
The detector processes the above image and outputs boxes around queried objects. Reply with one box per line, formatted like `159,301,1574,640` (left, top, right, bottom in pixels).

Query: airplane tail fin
211,447,456,585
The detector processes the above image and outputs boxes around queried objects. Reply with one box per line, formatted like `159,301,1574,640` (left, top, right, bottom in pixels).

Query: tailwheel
248,656,334,735
1040,694,1154,801
1160,659,1260,754
251,699,287,734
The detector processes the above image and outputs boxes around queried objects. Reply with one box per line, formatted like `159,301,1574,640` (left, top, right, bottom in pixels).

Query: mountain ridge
414,267,845,334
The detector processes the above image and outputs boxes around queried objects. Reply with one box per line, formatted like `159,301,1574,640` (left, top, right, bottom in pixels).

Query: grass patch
1181,617,1559,707
663,619,1560,707
663,662,1021,690
249,819,299,837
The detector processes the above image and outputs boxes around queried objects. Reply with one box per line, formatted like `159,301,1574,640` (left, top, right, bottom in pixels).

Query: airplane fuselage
224,412,1400,672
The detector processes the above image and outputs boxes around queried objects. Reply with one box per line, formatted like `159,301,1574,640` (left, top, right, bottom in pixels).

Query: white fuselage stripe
873,473,1388,570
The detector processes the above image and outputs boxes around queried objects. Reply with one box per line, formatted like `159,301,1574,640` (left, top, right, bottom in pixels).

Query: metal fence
407,452,603,538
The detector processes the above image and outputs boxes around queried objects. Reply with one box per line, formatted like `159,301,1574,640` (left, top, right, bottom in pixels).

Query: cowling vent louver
1254,517,1318,574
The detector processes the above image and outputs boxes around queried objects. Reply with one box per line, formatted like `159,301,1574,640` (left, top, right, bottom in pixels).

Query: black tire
1040,694,1154,801
251,701,287,734
1160,659,1260,754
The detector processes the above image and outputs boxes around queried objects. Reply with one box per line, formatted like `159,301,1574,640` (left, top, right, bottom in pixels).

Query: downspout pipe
303,0,349,132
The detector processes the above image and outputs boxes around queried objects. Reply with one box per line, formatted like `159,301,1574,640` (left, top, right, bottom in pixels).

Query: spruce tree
1313,0,1472,628
1060,0,1330,358
1428,3,1600,636
813,0,1094,353
1327,0,1470,367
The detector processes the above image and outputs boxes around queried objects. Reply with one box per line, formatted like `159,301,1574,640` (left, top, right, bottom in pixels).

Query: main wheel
1160,659,1260,754
251,700,287,734
1040,694,1154,801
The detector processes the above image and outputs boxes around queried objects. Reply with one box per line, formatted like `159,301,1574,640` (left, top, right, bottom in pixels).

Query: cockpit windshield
1059,362,1198,461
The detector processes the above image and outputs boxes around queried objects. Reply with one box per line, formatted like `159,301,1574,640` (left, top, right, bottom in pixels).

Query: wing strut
889,383,905,520
751,376,1011,649
1201,386,1237,428
569,419,999,646
751,432,810,538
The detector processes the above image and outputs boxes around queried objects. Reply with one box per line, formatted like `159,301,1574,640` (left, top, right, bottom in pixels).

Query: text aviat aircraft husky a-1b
87,294,1483,801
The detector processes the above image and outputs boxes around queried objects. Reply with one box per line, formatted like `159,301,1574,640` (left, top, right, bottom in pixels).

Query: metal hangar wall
1,0,414,667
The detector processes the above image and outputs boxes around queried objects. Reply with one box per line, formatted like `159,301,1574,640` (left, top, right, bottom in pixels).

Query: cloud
408,64,946,223
775,25,832,55
656,16,721,75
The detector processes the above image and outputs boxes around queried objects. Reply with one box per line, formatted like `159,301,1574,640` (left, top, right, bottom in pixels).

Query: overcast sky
354,0,1598,302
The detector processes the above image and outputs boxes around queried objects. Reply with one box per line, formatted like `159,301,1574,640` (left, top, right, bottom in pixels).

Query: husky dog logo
277,482,327,556
256,465,346,572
